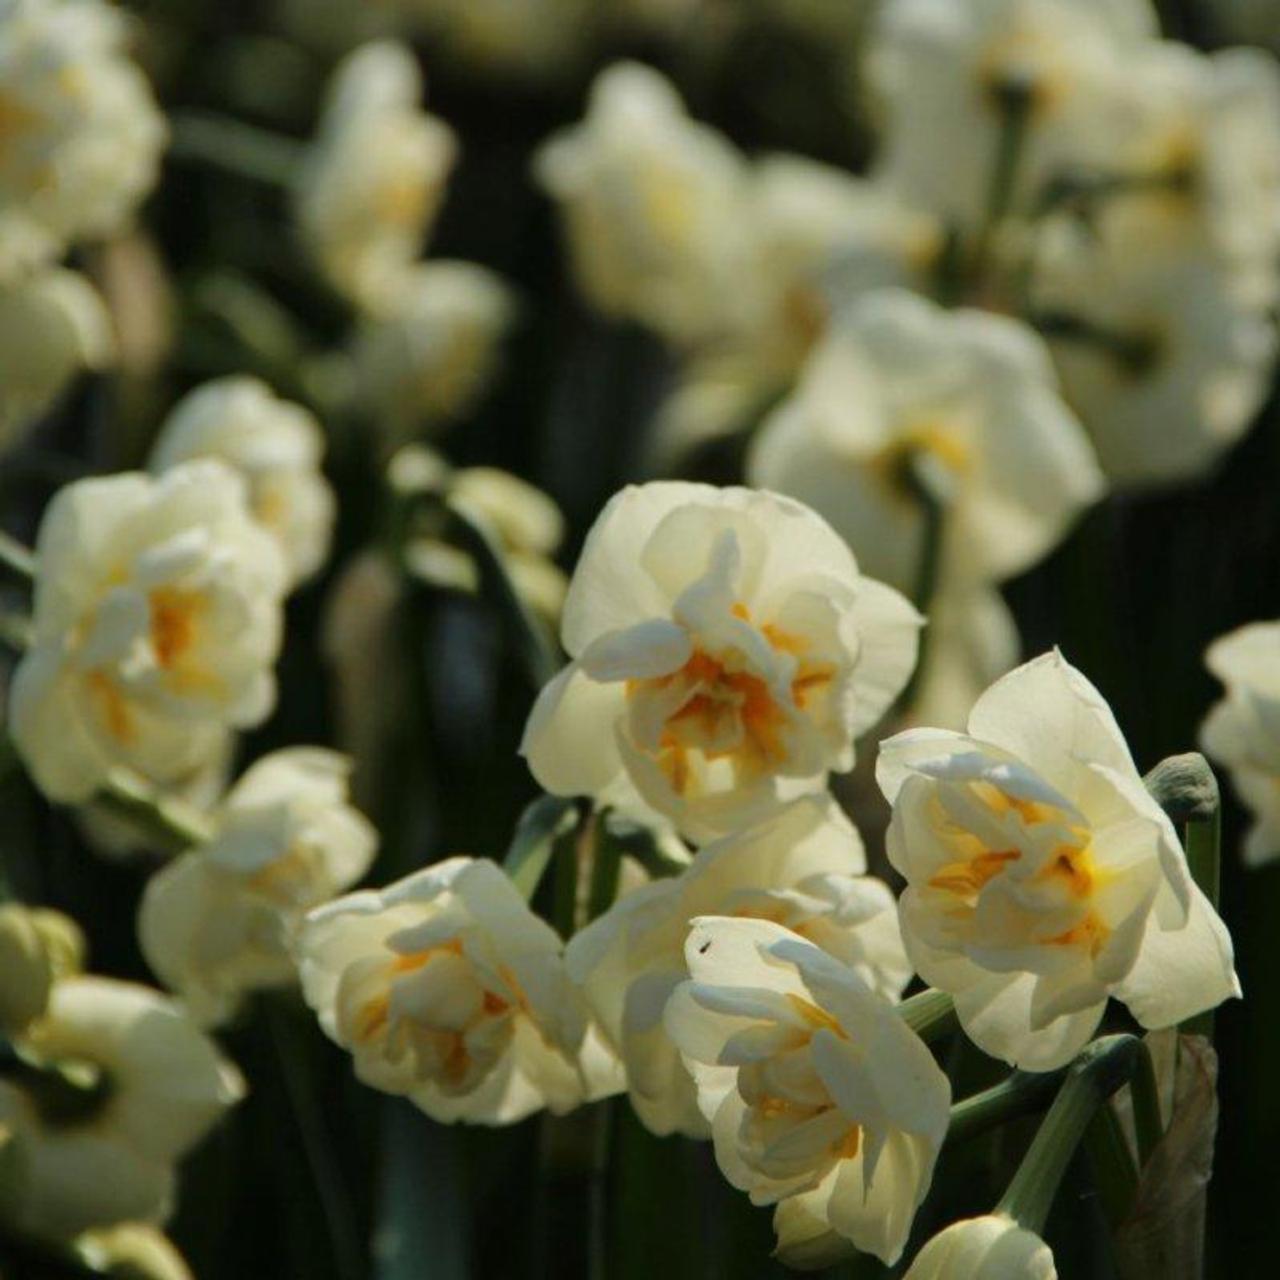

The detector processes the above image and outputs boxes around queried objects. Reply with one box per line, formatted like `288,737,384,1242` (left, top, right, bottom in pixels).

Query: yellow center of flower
86,670,135,745
628,605,835,797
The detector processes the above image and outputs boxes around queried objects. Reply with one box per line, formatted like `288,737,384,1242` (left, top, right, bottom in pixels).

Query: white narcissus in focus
148,376,336,588
750,290,1104,595
877,650,1240,1071
0,267,114,444
665,916,950,1268
0,0,167,280
566,795,910,1137
866,0,1155,231
294,40,457,312
0,977,244,1240
296,858,611,1124
1201,622,1280,867
353,260,516,443
138,749,378,1026
533,62,753,347
903,1215,1056,1280
521,482,921,842
10,461,288,803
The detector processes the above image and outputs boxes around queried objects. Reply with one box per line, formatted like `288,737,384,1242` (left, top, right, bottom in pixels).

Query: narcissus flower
0,977,244,1239
0,0,167,279
10,461,287,803
0,266,114,443
149,377,336,588
138,749,378,1025
353,260,516,442
903,1215,1056,1280
1201,622,1280,866
1031,223,1277,488
295,40,457,312
665,916,950,1267
749,290,1104,594
521,482,921,841
534,62,752,346
566,795,909,1137
877,651,1240,1071
866,0,1155,230
296,858,611,1124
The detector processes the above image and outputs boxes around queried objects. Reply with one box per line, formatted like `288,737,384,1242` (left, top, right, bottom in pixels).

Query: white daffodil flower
1095,42,1280,273
866,0,1155,230
664,916,950,1268
0,977,244,1240
1201,622,1280,867
353,259,516,443
903,1215,1056,1280
877,650,1240,1071
750,290,1104,595
1031,224,1276,488
0,266,114,444
533,62,753,346
521,482,921,842
10,461,288,803
296,858,611,1124
138,749,378,1026
295,40,457,312
0,0,167,280
148,377,336,588
566,795,910,1137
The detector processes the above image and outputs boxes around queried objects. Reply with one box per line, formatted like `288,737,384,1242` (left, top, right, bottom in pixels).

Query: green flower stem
551,820,582,941
897,988,958,1044
898,452,953,711
947,1069,1065,1146
585,810,623,923
587,811,688,881
168,111,303,187
1142,752,1222,1039
502,795,582,901
998,1035,1143,1235
95,769,215,853
0,530,34,583
435,498,563,691
969,86,1031,281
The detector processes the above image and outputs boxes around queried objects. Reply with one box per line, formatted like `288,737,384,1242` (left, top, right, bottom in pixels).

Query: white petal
520,662,626,797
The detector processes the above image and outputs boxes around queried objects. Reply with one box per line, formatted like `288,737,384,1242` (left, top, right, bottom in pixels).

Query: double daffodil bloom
521,482,921,842
665,916,951,1267
10,462,288,803
0,977,243,1240
877,650,1240,1070
294,40,457,312
149,377,336,589
138,749,378,1025
749,289,1104,595
566,795,909,1137
296,858,615,1124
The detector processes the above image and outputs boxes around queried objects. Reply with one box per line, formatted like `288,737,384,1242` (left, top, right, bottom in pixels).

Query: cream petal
847,578,924,736
1114,878,1240,1029
520,663,626,797
578,618,692,681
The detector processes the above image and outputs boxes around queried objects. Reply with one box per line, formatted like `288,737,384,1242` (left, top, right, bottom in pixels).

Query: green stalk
502,795,582,901
947,1069,1064,1146
898,452,953,711
0,531,34,583
95,769,215,853
897,988,958,1044
969,86,1031,283
1084,1097,1140,1226
585,811,624,923
998,1035,1142,1235
168,111,303,187
435,498,562,691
